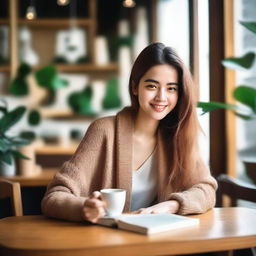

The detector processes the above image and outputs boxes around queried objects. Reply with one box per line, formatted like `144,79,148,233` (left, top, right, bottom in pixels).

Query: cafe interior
0,0,256,255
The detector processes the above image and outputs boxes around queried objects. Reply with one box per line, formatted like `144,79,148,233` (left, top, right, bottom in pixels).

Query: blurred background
0,0,255,214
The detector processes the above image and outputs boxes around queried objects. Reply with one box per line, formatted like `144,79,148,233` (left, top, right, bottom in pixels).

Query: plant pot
0,158,16,177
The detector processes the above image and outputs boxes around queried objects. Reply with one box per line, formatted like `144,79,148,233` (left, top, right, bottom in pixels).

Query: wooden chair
217,174,256,256
217,174,256,207
0,180,23,217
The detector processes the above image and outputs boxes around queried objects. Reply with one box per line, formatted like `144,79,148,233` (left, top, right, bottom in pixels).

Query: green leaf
0,151,13,165
35,65,56,88
235,112,256,120
12,150,30,160
222,52,255,70
51,76,68,90
0,137,12,152
68,86,96,116
8,136,31,147
0,99,8,114
240,21,256,34
9,63,32,96
35,65,68,90
233,86,256,113
103,78,122,109
19,131,36,141
10,78,29,96
17,63,32,78
0,106,26,133
197,101,237,115
28,110,41,126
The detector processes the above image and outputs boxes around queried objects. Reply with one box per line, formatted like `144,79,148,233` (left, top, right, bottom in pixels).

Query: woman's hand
132,200,180,214
81,191,106,223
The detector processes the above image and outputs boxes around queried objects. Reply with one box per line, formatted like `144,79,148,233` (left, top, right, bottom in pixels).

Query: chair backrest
217,174,256,207
0,180,23,216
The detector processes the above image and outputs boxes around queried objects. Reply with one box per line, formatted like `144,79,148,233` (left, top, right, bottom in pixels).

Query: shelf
18,18,92,27
0,65,10,72
39,108,97,121
35,143,79,155
0,168,57,187
0,18,8,25
31,63,119,73
40,108,74,118
56,63,119,73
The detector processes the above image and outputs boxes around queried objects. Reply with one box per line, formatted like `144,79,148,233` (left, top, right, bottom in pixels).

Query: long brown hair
129,42,205,189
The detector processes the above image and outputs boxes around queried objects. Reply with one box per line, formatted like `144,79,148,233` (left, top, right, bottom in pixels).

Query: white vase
19,26,39,66
91,80,106,113
118,47,132,107
0,158,16,177
94,36,109,65
133,7,149,59
55,27,87,63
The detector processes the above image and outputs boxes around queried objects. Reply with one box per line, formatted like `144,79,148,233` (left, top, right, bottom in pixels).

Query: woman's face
133,64,179,121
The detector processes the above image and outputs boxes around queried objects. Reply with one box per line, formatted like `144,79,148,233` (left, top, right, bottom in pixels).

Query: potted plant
0,100,32,176
198,21,256,183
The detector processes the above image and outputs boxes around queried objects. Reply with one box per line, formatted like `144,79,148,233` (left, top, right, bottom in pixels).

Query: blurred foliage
0,100,31,165
103,77,122,109
10,63,31,96
28,109,41,126
35,65,68,90
198,21,256,120
68,86,96,116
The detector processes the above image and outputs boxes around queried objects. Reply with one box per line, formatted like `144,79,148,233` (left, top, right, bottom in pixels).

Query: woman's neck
134,110,159,139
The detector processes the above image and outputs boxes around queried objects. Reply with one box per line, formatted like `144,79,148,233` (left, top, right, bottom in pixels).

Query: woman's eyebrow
144,79,179,86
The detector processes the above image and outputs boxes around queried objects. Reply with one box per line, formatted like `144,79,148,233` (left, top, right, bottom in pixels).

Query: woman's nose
155,88,166,101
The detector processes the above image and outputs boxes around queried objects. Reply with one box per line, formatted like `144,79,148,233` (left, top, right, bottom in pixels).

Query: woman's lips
150,104,167,112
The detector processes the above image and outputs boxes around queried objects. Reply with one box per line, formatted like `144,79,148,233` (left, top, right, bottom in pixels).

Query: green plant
198,21,256,120
0,100,32,165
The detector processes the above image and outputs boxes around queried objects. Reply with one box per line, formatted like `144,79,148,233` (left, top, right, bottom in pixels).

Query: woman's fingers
91,191,102,199
82,192,107,222
84,206,106,223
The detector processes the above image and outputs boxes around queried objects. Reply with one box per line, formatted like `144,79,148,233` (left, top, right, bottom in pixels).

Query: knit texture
42,107,217,221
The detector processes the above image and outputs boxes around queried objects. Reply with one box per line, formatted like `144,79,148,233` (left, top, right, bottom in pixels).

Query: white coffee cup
100,189,126,216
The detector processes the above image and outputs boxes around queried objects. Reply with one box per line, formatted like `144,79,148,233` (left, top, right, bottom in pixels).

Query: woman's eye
146,84,157,89
168,87,177,91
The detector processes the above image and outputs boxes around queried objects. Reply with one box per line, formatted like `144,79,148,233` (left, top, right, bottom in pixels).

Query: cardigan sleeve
168,165,218,215
41,119,109,222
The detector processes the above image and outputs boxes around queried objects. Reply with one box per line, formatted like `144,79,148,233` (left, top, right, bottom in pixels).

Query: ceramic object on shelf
19,26,39,66
0,158,16,177
55,27,87,63
0,26,8,62
17,145,36,177
91,80,106,113
117,19,132,107
118,47,131,106
133,6,149,59
95,36,109,65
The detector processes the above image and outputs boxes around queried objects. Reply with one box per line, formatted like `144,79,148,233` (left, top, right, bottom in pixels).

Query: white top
130,150,158,211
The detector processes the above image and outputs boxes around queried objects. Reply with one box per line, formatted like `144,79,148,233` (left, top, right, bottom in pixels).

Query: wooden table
0,207,256,256
0,168,56,187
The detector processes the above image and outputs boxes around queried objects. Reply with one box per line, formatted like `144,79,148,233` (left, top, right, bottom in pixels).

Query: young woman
42,43,217,222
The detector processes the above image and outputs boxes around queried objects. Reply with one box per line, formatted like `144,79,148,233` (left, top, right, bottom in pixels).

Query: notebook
97,213,199,235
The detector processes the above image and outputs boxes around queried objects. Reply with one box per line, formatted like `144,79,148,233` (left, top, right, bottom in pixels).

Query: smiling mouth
150,104,167,112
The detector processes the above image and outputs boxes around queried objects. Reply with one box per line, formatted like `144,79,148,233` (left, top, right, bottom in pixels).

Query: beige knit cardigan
41,107,217,221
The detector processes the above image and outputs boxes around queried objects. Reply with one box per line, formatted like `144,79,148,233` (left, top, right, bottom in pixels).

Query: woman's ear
131,81,138,95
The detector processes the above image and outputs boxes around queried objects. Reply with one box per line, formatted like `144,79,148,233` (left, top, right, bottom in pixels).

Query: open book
97,213,199,235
